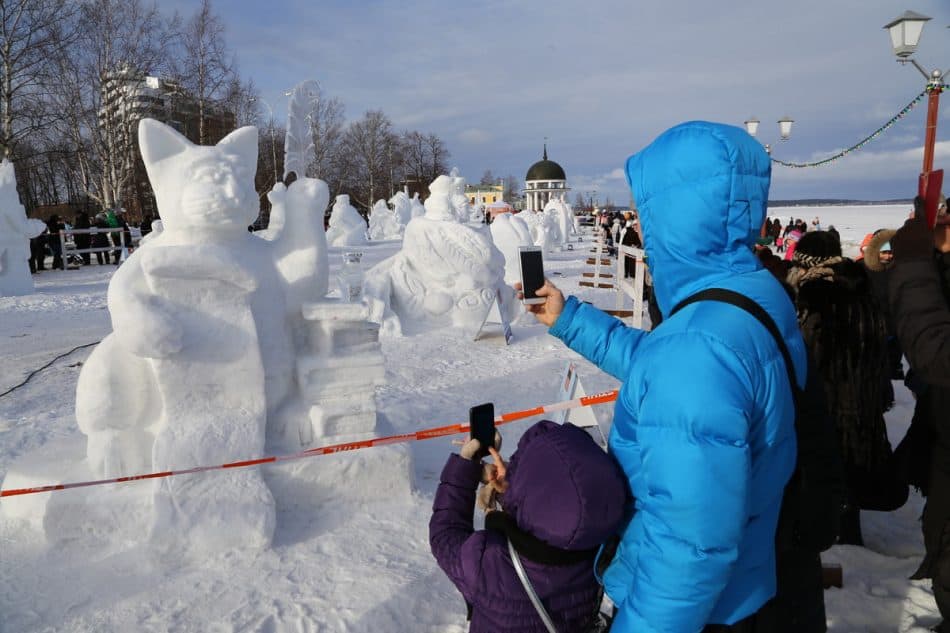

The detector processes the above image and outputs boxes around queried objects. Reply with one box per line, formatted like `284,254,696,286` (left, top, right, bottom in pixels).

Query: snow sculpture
71,121,293,552
490,212,533,285
325,194,367,247
409,192,425,219
367,199,403,241
0,160,46,296
449,168,471,223
389,190,412,226
543,196,575,250
364,174,513,335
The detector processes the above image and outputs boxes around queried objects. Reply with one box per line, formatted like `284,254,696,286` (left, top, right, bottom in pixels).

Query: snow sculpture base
1,438,151,545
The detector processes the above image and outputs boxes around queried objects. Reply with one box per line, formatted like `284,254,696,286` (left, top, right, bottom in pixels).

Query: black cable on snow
0,341,101,399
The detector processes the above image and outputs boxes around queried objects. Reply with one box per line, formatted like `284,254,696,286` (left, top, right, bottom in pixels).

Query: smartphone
919,169,945,229
469,402,495,460
519,246,545,305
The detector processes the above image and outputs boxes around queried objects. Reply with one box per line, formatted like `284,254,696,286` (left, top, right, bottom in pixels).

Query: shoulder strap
670,288,801,395
507,537,559,633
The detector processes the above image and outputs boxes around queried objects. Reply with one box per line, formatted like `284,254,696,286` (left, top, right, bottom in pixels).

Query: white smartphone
519,246,545,305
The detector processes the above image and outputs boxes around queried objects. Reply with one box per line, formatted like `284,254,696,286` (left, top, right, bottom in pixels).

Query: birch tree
177,0,234,145
0,0,78,158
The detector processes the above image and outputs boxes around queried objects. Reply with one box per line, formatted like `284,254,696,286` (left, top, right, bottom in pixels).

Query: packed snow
0,160,47,297
0,201,938,632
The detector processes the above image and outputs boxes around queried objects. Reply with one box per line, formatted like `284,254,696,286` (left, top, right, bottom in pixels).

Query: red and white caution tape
0,390,619,498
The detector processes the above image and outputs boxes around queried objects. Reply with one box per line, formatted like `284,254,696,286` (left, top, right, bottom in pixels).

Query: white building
523,144,569,212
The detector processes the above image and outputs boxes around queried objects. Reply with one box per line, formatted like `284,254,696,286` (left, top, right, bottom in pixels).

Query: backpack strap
507,537,559,633
670,288,801,394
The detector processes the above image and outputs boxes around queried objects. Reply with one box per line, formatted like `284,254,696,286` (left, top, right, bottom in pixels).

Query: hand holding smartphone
519,246,545,305
469,402,495,461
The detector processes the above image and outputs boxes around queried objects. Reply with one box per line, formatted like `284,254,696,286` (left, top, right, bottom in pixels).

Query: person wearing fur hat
863,228,904,390
887,194,950,632
787,231,908,546
430,421,628,632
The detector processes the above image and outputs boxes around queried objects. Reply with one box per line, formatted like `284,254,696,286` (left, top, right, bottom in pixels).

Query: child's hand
477,447,509,512
458,432,502,462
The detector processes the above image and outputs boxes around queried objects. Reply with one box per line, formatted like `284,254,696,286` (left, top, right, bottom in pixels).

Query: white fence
59,227,133,264
615,244,648,330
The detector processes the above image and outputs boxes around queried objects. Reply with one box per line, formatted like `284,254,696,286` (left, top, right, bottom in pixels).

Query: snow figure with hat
367,199,403,240
389,190,413,227
430,420,629,631
325,194,368,247
0,160,46,296
72,118,331,554
363,174,513,335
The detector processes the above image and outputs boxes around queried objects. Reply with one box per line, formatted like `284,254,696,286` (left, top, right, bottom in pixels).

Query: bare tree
504,174,520,203
222,75,260,127
401,129,450,188
0,0,79,158
479,169,495,186
176,0,234,145
50,0,178,209
307,95,344,187
341,110,397,210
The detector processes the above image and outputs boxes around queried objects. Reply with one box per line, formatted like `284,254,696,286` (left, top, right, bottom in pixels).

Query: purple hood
502,421,628,550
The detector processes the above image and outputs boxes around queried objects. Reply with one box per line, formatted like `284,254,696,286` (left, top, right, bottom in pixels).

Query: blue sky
178,0,948,203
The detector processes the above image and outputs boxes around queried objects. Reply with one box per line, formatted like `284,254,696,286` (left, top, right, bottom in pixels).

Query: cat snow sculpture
74,119,329,553
0,160,46,296
364,175,511,335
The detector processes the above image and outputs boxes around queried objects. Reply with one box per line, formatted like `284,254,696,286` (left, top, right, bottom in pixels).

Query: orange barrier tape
0,390,619,498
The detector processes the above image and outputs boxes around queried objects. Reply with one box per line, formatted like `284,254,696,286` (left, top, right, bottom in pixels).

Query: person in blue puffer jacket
520,121,807,632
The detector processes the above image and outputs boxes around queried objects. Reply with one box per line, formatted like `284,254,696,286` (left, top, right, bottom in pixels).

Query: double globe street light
883,10,948,193
743,116,795,155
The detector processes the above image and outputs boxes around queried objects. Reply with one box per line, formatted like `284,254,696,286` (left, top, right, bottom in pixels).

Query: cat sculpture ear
139,119,192,166
217,126,259,173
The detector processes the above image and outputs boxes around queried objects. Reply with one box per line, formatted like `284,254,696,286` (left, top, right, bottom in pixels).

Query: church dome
525,145,566,182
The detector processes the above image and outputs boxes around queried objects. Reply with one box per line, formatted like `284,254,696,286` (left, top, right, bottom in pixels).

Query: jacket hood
502,421,627,551
863,229,897,272
625,121,771,316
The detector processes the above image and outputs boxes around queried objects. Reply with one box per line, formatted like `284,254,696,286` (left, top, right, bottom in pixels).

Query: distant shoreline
769,199,913,208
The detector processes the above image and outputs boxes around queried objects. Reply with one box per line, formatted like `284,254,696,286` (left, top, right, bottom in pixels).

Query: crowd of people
429,120,950,632
28,209,153,273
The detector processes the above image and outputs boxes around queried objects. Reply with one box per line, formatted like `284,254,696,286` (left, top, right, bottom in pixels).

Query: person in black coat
888,195,950,632
787,231,907,546
73,212,92,265
46,215,64,270
91,213,110,265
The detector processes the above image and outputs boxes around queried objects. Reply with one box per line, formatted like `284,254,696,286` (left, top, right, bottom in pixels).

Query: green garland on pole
772,85,948,168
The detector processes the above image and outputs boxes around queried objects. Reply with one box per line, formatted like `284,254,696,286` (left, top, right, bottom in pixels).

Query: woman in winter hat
430,421,628,632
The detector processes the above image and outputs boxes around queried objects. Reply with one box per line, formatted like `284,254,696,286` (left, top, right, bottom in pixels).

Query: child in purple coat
429,420,629,632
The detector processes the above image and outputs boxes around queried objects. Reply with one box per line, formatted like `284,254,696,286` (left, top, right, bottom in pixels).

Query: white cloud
457,128,492,145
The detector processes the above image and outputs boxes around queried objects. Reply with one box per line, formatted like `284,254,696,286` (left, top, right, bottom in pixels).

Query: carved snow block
297,301,386,439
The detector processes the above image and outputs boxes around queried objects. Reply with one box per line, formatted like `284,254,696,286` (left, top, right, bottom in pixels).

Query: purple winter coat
429,421,629,632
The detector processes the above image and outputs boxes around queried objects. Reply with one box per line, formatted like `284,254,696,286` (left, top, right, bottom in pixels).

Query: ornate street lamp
883,10,947,190
744,116,793,154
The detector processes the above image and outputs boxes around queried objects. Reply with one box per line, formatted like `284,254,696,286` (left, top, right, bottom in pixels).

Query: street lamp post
744,117,794,239
883,10,948,195
744,116,795,155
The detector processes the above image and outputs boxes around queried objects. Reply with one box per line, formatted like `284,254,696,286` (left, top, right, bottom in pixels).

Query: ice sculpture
389,190,413,226
3,110,411,552
490,212,533,285
325,194,368,247
409,192,425,219
364,174,514,335
0,160,46,296
367,199,403,241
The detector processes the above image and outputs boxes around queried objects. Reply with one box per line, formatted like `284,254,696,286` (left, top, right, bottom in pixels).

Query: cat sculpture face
139,119,259,232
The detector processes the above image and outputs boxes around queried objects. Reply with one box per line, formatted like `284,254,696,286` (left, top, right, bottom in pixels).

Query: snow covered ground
0,205,936,632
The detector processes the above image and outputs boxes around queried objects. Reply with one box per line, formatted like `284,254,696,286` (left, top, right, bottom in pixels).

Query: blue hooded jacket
549,121,806,632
